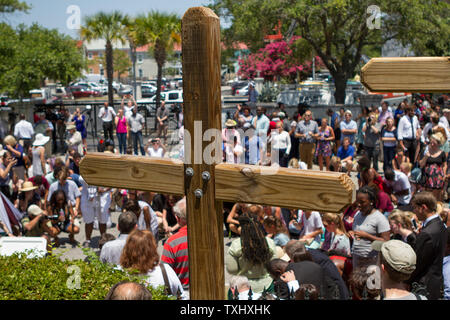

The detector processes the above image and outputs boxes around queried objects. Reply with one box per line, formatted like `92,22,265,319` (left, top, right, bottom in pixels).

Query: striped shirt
161,226,189,289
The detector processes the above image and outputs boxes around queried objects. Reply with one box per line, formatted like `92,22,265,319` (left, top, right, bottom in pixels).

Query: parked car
118,85,133,97
30,88,55,104
236,84,249,96
231,81,248,95
98,79,120,93
68,86,101,98
141,84,157,98
0,96,9,107
52,87,73,101
88,82,107,95
140,89,183,113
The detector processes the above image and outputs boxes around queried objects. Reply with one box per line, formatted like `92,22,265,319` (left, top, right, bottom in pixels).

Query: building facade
83,39,180,81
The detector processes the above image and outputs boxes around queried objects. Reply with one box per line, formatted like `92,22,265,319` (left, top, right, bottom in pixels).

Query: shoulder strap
413,292,422,300
159,263,171,296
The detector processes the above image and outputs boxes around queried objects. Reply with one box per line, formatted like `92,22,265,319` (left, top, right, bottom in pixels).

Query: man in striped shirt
161,197,189,290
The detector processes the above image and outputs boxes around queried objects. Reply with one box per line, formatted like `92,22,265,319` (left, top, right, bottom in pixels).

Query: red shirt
161,226,189,288
376,191,394,213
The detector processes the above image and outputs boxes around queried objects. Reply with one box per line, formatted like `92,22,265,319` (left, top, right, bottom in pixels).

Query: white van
140,89,183,111
29,88,53,104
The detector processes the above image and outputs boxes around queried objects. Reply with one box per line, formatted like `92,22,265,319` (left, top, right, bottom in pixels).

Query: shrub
0,248,172,300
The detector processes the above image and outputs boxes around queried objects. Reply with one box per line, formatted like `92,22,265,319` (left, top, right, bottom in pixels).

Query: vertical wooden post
182,7,224,300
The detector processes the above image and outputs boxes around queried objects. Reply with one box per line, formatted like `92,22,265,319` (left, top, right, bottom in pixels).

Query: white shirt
14,120,34,139
237,289,262,300
147,147,164,158
100,234,128,265
124,105,134,118
386,170,412,205
98,106,116,122
67,131,83,154
269,130,291,154
224,144,244,164
143,264,187,299
397,115,420,140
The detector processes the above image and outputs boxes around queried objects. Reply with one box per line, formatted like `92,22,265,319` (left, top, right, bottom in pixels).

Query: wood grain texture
182,7,225,300
361,57,450,93
215,163,354,213
79,153,185,195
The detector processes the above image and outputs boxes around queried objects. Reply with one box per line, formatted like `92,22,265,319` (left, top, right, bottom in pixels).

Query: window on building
138,54,143,63
139,69,143,78
89,68,93,74
88,52,93,60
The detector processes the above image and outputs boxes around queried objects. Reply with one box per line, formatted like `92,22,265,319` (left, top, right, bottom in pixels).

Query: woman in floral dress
314,118,335,171
419,132,447,201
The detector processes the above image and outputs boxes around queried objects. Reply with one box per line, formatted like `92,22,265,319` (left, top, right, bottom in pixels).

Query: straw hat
66,123,76,131
225,119,237,128
33,133,50,146
3,135,17,147
19,181,38,192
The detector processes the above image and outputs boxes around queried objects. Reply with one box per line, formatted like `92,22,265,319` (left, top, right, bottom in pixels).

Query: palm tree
135,11,181,109
122,16,138,97
80,11,129,107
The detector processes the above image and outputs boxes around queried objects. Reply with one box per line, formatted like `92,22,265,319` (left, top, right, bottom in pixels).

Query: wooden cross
361,57,450,93
80,7,354,300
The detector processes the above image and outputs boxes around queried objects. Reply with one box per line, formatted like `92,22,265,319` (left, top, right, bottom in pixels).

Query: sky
6,0,213,38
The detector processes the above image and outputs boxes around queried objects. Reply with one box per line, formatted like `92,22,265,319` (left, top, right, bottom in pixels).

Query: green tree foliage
0,0,30,14
134,11,180,108
210,0,450,103
0,249,172,300
81,11,129,106
0,23,85,98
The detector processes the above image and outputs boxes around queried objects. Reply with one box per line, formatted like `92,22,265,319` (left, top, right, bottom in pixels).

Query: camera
44,214,60,221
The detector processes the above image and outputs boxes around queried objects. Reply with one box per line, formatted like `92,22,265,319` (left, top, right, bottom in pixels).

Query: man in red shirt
161,197,189,291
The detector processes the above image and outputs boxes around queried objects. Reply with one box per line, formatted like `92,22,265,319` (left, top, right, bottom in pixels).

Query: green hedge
0,248,172,300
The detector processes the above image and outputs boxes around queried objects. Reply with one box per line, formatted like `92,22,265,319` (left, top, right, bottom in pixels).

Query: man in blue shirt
339,110,357,145
337,137,354,174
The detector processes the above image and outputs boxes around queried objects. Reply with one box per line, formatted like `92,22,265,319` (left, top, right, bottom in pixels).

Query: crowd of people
0,92,449,300
220,93,449,300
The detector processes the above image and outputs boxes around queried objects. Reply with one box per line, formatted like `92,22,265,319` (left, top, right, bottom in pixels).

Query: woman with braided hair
225,211,278,293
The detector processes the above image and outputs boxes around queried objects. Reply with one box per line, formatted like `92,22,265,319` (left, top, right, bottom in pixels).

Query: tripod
83,107,97,152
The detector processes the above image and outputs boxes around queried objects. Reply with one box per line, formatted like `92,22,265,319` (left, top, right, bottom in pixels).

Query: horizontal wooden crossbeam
80,153,354,213
215,163,353,213
79,153,185,195
361,57,450,93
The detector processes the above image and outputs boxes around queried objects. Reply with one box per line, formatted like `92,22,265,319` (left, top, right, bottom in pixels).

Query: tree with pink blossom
238,38,324,82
